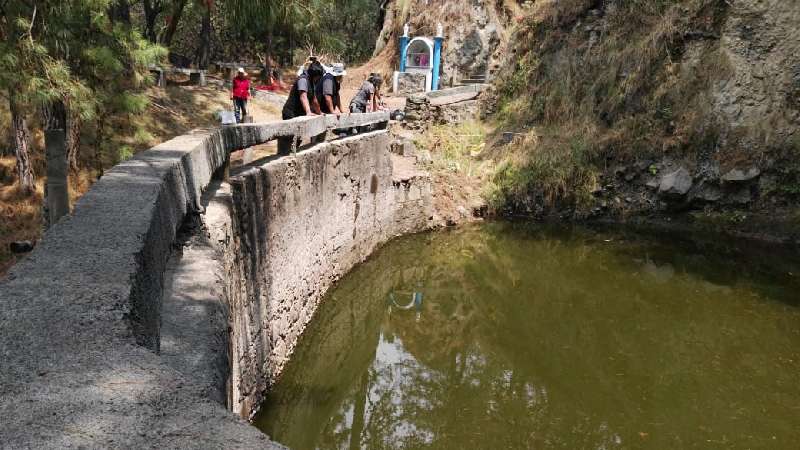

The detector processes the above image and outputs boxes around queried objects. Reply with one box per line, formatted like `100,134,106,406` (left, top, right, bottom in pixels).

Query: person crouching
349,73,382,113
316,63,345,116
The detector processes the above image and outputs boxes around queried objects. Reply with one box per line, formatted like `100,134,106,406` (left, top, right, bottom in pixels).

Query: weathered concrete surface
0,131,283,449
0,113,389,448
161,210,230,406
225,131,433,417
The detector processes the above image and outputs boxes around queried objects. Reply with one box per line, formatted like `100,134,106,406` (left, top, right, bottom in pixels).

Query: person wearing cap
349,73,381,113
231,68,250,123
316,63,346,116
282,60,324,120
279,60,325,154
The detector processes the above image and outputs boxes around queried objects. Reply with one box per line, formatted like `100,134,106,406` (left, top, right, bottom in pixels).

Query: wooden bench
149,67,207,87
213,62,264,79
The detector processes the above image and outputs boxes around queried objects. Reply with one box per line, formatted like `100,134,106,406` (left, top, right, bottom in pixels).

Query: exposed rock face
721,167,761,183
396,72,428,95
373,0,512,86
495,0,799,232
712,1,800,147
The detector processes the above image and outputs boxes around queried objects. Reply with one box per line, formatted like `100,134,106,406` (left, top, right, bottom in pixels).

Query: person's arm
371,91,377,112
230,79,235,100
325,95,336,115
298,78,317,115
300,94,315,115
311,94,322,114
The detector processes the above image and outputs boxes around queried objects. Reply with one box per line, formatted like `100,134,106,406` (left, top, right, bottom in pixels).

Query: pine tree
0,0,165,216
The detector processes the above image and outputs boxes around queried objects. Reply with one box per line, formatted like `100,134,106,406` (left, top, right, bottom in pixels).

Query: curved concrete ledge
223,131,432,417
0,113,390,448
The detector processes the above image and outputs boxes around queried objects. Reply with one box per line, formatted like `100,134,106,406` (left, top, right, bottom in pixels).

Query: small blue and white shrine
392,23,444,93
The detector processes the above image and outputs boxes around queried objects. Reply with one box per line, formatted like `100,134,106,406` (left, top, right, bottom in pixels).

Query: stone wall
0,112,419,448
404,84,486,130
395,72,428,95
222,131,432,417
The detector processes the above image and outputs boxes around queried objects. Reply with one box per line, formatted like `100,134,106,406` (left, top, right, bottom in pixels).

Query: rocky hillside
371,0,519,85
488,0,799,239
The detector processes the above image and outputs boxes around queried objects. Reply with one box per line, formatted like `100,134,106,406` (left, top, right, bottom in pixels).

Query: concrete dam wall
0,114,432,448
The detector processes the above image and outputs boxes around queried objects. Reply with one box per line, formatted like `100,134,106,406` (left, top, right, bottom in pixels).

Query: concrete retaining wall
222,131,432,417
0,112,424,448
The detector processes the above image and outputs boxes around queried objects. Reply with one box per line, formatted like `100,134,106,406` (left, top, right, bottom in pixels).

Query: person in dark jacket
279,60,325,154
282,60,325,120
316,63,346,115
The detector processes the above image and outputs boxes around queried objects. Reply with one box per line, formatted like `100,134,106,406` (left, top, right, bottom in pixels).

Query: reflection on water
254,223,800,449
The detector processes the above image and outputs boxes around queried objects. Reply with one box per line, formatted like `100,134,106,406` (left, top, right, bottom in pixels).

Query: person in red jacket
231,67,250,123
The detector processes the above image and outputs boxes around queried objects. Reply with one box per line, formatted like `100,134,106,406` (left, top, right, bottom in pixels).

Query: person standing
349,73,381,113
231,67,250,123
316,63,346,116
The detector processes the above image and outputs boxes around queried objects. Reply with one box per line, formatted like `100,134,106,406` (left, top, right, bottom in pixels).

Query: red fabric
256,81,283,92
232,76,250,99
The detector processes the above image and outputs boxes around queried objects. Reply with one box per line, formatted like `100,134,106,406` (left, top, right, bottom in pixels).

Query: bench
149,66,208,87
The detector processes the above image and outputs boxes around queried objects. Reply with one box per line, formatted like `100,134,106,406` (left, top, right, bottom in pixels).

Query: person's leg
241,100,248,120
233,98,242,123
278,109,294,155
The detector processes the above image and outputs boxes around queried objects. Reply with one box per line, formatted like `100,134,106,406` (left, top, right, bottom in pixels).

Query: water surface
255,223,800,449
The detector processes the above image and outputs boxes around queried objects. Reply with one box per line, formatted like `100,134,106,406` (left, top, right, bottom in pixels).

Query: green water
254,223,800,449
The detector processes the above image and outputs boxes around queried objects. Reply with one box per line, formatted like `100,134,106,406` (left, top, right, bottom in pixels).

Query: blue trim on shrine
399,36,410,72
432,36,444,91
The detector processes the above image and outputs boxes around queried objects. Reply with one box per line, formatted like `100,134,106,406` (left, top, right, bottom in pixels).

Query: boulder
721,167,760,183
658,168,693,197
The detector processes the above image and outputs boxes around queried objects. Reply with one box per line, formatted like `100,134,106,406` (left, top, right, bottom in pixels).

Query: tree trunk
161,0,187,47
109,0,131,25
65,105,81,173
143,0,162,42
42,100,70,228
9,94,35,195
196,2,212,69
373,0,398,57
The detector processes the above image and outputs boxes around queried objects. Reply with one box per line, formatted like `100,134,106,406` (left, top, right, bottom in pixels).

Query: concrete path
161,219,230,407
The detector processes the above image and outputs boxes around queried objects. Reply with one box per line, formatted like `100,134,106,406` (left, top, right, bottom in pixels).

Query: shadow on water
255,222,800,450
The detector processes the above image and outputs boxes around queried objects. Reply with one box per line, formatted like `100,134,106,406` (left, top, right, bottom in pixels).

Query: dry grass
413,121,496,221
416,121,493,177
490,0,733,211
